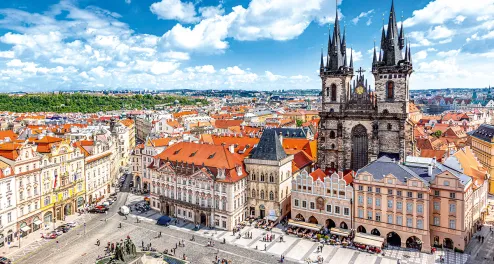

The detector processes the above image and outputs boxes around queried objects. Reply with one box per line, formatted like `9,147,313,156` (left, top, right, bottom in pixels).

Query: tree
432,130,442,138
296,119,303,127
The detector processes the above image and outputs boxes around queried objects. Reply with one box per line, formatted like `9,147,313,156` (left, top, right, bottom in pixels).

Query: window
434,190,440,196
376,198,381,207
397,190,402,197
397,201,402,210
376,212,381,222
310,202,315,210
294,199,299,207
407,192,413,198
344,207,350,216
388,189,393,195
269,191,274,201
387,200,393,208
335,206,340,214
367,211,372,220
376,188,381,194
449,204,456,213
417,204,423,213
387,214,393,224
407,217,413,227
326,204,332,213
367,186,372,192
331,84,337,101
433,201,440,210
358,209,364,218
449,219,456,229
450,192,456,199
367,197,372,205
387,123,392,130
396,216,403,225
260,190,265,199
358,195,363,205
252,189,256,198
358,185,363,191
433,217,440,226
417,193,423,199
386,81,394,99
302,201,307,208
406,203,413,213
444,181,450,186
417,219,423,229
329,131,335,139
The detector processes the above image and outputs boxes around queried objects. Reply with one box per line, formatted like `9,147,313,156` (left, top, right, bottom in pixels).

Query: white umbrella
120,205,130,215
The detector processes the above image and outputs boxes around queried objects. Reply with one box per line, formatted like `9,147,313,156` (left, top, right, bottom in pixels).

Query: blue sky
0,0,493,92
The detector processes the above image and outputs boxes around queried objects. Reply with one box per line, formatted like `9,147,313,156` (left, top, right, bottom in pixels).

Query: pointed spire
380,14,386,49
349,48,354,68
379,46,382,62
408,43,412,64
342,25,347,53
399,12,405,50
320,47,324,69
404,43,408,62
343,52,347,67
372,40,377,64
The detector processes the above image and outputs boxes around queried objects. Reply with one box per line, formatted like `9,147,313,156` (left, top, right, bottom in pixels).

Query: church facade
317,1,415,172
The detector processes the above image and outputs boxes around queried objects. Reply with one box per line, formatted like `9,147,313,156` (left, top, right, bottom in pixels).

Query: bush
324,235,329,240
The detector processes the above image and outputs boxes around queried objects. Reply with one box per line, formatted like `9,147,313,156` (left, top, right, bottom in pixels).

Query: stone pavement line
265,237,280,251
301,243,319,261
247,234,263,247
282,238,302,256
323,246,338,263
374,256,383,264
347,251,359,264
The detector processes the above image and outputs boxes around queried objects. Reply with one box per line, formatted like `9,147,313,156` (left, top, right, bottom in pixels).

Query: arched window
387,123,392,130
326,87,330,97
260,173,265,182
331,84,337,101
386,81,394,99
260,190,265,200
269,191,274,200
252,189,256,198
286,187,288,197
329,131,335,139
269,174,274,183
331,144,335,149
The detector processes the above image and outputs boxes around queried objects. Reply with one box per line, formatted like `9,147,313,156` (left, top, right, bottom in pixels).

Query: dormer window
208,153,216,159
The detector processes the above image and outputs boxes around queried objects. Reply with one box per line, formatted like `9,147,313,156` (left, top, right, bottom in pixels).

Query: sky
0,0,493,92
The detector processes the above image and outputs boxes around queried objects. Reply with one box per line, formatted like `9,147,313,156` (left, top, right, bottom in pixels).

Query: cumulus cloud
352,9,374,25
150,0,199,23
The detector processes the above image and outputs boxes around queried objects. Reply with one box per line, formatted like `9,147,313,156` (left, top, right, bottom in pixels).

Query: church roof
470,124,494,143
250,129,287,161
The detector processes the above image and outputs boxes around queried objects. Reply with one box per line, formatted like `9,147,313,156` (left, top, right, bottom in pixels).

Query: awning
353,233,384,248
287,219,322,231
266,210,278,221
33,220,43,226
330,227,350,237
20,226,31,232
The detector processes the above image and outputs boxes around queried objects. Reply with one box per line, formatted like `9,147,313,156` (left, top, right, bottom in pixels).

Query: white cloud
454,15,466,24
265,71,283,81
199,5,225,19
125,0,131,4
437,49,461,57
150,0,199,23
477,15,491,21
413,50,428,61
186,65,216,73
352,9,374,25
404,0,494,27
162,51,190,60
221,66,245,75
427,25,455,40
346,48,362,62
0,51,14,59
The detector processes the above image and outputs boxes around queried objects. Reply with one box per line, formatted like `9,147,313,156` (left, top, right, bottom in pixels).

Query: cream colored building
245,129,293,220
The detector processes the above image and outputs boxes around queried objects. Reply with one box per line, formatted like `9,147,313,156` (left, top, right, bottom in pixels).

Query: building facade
317,2,414,172
469,124,494,193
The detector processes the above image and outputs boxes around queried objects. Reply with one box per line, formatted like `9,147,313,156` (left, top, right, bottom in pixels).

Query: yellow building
469,124,494,194
36,137,85,225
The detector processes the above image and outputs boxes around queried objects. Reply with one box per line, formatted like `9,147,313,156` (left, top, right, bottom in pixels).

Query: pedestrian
97,239,100,246
264,244,267,251
159,231,162,238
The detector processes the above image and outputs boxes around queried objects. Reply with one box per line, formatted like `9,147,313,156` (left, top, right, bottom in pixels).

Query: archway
136,176,141,189
387,232,402,247
433,236,440,246
44,211,53,224
357,225,367,233
340,221,348,229
259,205,265,219
64,203,72,216
200,212,207,225
406,236,422,251
325,219,336,229
371,228,381,236
308,216,318,224
351,125,368,170
443,238,454,249
295,214,305,222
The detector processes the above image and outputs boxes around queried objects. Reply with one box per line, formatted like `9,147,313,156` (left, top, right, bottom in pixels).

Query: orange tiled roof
214,119,243,129
310,169,326,181
282,138,317,160
173,110,198,119
148,138,173,147
452,147,487,189
0,142,23,160
120,119,134,127
420,149,446,162
0,130,17,141
210,135,259,158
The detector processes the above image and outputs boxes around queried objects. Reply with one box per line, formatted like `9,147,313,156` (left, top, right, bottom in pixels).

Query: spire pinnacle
408,43,412,64
320,47,324,69
372,40,377,64
350,48,354,68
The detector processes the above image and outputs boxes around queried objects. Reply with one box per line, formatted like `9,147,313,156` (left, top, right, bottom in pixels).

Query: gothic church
317,1,415,172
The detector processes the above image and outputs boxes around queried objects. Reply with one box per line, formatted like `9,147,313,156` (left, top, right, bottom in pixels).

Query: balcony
159,195,212,212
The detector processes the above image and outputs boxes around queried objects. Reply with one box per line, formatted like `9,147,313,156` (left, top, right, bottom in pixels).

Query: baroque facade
317,2,414,172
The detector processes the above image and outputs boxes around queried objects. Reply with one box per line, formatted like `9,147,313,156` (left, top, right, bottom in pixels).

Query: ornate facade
317,2,415,172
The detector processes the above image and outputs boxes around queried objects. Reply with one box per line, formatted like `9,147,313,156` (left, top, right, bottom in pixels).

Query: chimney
428,158,436,177
229,144,235,154
279,132,283,144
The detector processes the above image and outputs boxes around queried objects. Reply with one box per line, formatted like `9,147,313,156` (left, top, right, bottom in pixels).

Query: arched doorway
433,236,440,247
387,232,402,247
357,225,367,233
64,203,72,216
325,219,336,229
200,212,207,226
443,238,454,249
371,228,381,236
340,221,348,229
406,236,422,251
295,213,305,222
259,205,265,219
351,125,368,171
165,203,171,215
308,216,318,224
44,211,53,224
135,176,141,189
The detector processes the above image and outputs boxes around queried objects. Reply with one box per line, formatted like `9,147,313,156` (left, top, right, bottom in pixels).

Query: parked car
65,222,77,228
56,225,70,233
42,232,58,239
0,256,11,264
89,208,106,214
106,199,114,205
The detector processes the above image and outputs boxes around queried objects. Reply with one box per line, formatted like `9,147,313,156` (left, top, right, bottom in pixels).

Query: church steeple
350,48,354,69
381,0,404,66
399,13,405,50
320,47,324,70
321,3,352,75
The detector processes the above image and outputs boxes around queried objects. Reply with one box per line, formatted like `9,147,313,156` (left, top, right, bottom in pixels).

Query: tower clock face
356,86,364,95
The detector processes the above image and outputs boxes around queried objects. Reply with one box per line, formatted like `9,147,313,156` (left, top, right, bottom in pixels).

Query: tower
318,0,414,172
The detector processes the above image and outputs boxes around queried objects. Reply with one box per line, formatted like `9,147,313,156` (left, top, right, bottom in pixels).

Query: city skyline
0,0,493,92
